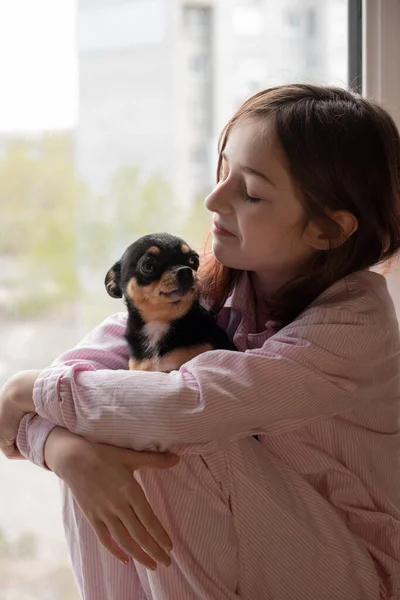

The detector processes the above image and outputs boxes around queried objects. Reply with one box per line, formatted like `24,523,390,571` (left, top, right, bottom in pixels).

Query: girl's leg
227,437,383,600
61,485,148,600
135,439,383,600
135,453,240,600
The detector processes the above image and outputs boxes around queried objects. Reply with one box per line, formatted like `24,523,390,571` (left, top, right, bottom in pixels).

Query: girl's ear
306,210,358,250
105,261,123,298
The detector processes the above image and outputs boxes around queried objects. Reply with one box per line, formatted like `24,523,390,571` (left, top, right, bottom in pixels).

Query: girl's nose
205,180,232,215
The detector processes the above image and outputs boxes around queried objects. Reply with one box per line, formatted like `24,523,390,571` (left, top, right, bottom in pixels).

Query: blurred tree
13,531,38,560
0,140,208,316
140,171,179,235
107,166,179,249
0,527,9,558
47,565,81,600
0,134,84,314
180,192,212,253
79,167,180,278
106,168,212,253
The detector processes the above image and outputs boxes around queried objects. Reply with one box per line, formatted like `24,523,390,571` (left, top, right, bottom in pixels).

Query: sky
0,0,77,133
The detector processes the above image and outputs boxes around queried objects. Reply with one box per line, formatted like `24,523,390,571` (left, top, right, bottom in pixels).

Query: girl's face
205,118,321,296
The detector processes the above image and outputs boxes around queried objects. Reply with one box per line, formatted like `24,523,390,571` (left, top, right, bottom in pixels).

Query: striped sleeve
16,312,130,466
16,413,56,468
32,306,395,454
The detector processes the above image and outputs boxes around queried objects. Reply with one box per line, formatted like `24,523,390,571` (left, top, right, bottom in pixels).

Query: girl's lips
212,223,236,237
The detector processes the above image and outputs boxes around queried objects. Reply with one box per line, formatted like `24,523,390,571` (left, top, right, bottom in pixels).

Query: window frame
362,0,400,128
362,0,400,310
348,0,363,93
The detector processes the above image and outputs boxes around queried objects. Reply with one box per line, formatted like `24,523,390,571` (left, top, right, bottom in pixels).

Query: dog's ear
105,261,123,298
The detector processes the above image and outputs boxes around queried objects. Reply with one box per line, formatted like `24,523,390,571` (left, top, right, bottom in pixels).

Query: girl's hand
45,427,180,570
0,370,40,458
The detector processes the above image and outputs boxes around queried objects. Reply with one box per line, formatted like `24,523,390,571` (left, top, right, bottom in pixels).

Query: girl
1,84,400,599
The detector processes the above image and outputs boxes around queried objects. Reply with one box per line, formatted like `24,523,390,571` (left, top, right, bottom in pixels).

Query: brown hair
199,84,400,326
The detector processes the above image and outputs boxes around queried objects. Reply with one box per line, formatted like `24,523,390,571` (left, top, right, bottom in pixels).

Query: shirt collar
224,271,254,316
223,271,281,334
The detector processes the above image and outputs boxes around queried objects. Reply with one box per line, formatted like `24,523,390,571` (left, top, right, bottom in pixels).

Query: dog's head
105,233,200,322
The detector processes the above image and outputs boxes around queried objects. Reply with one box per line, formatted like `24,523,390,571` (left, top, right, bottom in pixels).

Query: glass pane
0,0,348,597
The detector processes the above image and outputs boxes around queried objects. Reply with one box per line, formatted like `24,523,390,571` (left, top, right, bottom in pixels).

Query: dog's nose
175,266,194,287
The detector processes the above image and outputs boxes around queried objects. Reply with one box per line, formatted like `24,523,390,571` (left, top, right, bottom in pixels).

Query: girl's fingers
128,480,173,552
107,517,158,570
117,505,171,567
0,442,25,459
92,520,130,565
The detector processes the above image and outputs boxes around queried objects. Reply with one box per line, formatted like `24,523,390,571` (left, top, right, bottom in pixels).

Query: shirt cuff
33,365,66,420
16,413,57,470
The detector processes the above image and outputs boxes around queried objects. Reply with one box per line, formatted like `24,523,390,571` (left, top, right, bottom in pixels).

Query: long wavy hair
199,84,400,326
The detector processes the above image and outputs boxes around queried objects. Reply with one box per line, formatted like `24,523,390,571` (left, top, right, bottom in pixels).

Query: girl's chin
212,243,241,270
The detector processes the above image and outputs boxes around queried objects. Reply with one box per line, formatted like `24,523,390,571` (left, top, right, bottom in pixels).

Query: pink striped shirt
17,270,400,599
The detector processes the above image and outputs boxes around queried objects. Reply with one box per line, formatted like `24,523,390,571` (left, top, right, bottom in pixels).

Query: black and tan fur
105,232,236,372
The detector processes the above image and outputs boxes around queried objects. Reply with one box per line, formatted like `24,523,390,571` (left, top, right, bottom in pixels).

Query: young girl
1,84,400,600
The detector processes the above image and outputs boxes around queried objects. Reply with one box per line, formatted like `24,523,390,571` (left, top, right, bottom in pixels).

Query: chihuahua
105,232,236,372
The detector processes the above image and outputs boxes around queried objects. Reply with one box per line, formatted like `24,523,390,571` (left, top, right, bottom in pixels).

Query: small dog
105,232,236,372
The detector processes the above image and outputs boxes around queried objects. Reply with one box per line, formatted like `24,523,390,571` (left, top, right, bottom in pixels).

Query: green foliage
47,565,81,599
0,527,9,558
181,192,212,252
0,134,83,314
0,528,38,560
0,137,211,315
78,167,181,277
13,531,38,559
108,166,180,246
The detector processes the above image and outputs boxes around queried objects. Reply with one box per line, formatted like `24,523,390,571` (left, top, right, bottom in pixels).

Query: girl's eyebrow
221,152,277,188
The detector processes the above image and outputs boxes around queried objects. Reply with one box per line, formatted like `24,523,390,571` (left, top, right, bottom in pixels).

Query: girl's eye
241,181,262,204
243,187,262,204
245,193,262,203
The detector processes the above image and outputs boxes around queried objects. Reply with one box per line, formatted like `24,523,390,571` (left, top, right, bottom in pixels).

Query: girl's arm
31,305,394,454
16,312,129,466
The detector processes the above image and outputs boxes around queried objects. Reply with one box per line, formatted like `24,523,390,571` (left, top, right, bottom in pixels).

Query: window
190,145,207,164
283,8,317,37
188,54,208,74
183,5,211,34
306,8,317,37
0,1,355,598
306,51,319,69
362,0,400,312
232,6,263,36
188,99,208,128
284,10,302,29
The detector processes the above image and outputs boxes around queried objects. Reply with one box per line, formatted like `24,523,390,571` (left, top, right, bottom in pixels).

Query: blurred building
213,0,347,134
75,0,347,207
76,0,214,209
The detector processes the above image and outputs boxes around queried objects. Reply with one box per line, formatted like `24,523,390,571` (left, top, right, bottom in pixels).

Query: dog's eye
188,255,199,269
141,259,156,274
